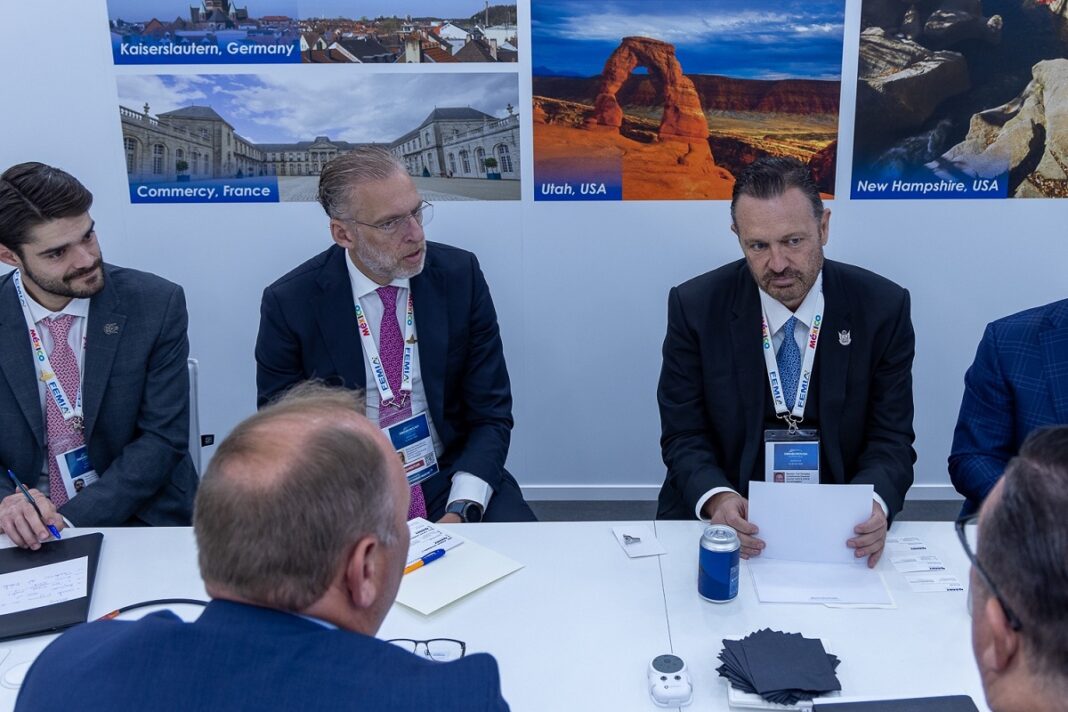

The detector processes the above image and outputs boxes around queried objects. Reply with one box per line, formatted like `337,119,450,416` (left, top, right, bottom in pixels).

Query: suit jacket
0,265,196,526
15,599,510,711
256,243,513,503
949,298,1068,515
657,259,916,520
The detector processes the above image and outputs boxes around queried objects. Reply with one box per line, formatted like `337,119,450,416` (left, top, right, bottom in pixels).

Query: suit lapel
316,247,366,388
0,275,45,446
1040,301,1068,423
410,248,447,426
729,265,765,488
82,270,126,437
817,261,850,484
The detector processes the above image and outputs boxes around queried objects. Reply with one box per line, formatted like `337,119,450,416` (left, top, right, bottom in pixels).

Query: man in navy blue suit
256,147,533,524
16,383,511,712
950,298,1068,515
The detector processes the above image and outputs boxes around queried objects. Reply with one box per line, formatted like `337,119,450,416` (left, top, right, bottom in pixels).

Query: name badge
764,429,820,485
382,411,440,487
57,444,100,499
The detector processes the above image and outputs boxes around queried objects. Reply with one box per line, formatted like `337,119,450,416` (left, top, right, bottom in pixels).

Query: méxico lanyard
354,290,415,409
12,269,85,430
760,290,824,431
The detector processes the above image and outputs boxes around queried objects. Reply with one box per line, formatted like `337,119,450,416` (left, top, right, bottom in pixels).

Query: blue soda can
698,525,740,602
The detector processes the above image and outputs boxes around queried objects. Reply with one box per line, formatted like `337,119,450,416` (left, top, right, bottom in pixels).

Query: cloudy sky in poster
116,73,519,144
533,0,845,79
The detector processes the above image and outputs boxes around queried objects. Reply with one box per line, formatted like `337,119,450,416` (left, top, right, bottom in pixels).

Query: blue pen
403,548,446,575
6,470,62,541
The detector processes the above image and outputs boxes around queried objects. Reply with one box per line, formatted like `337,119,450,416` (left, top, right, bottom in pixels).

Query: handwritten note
0,557,88,616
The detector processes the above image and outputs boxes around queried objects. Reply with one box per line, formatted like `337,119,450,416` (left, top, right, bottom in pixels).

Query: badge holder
764,426,820,484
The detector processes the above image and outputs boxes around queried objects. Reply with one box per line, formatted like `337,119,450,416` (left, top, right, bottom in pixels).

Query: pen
403,548,446,575
6,469,62,541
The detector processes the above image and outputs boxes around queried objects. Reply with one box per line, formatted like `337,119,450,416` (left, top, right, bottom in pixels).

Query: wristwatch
445,499,484,523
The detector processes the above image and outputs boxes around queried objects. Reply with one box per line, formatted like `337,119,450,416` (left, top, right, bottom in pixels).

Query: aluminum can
698,525,740,602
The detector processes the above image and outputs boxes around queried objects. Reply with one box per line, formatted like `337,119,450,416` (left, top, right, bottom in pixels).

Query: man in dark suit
256,147,533,523
0,163,195,548
965,426,1068,712
949,298,1068,516
658,157,915,566
15,384,511,712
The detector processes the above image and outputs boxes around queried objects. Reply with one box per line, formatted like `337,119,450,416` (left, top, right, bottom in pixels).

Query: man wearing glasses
256,147,534,524
959,426,1068,712
16,384,510,711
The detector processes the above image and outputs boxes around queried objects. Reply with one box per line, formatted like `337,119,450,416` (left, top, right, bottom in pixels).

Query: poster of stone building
117,73,520,203
851,0,1068,199
531,0,845,201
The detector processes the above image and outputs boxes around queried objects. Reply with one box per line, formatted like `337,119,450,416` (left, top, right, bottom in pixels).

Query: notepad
0,532,103,641
396,524,521,615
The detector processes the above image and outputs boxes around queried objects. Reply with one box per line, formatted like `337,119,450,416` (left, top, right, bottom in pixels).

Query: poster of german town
107,0,517,65
851,0,1068,200
531,0,845,201
117,73,521,203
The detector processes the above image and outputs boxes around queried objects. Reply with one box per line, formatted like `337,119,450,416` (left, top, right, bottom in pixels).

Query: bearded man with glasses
256,147,534,524
960,426,1068,712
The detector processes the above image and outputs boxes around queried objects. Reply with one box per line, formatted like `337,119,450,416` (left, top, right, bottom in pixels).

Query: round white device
648,654,693,707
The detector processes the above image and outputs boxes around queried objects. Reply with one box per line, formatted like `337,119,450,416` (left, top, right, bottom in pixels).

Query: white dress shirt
695,273,887,520
345,255,492,512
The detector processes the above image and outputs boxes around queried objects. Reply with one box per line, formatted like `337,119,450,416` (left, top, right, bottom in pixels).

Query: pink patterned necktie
376,286,427,520
43,314,83,508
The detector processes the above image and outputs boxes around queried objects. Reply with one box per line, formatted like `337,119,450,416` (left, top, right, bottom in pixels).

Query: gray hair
194,382,396,611
980,425,1068,682
317,146,406,220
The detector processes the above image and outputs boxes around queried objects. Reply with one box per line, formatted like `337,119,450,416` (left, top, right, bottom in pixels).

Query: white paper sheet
0,557,88,616
748,558,892,605
405,518,463,566
611,525,666,558
748,481,874,565
396,530,522,615
891,554,946,573
905,573,965,593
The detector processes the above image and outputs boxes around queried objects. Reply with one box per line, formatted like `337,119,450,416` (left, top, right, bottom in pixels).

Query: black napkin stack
717,629,842,706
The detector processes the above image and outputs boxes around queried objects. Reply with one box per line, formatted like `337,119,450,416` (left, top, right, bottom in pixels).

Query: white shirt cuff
873,493,889,518
447,472,493,512
696,487,738,521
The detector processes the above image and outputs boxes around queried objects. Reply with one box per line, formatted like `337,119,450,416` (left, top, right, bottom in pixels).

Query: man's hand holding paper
848,502,888,567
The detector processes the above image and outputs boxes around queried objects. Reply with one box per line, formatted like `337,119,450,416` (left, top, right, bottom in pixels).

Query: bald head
194,383,401,611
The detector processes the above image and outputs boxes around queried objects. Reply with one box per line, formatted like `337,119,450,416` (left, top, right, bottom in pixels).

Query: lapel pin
104,323,120,335
838,330,851,346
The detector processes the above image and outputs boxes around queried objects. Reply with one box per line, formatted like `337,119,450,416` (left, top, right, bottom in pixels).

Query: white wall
1,2,1064,502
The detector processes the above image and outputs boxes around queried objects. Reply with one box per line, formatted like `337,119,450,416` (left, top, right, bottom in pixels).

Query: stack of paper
746,482,891,606
396,519,522,615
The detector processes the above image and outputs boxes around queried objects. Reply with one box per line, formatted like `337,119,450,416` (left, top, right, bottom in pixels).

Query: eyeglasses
955,514,1023,631
345,201,433,235
386,638,466,662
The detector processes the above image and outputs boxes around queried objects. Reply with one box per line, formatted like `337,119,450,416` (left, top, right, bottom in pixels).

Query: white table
655,521,988,710
0,522,987,711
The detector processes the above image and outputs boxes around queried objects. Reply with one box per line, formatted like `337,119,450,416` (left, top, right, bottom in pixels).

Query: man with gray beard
256,147,534,524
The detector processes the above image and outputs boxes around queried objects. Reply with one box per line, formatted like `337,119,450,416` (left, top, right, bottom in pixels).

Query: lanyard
760,290,824,430
12,270,85,429
354,290,416,409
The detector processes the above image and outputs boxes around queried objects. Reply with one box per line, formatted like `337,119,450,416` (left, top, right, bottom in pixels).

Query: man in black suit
0,163,196,548
657,157,915,566
256,147,534,523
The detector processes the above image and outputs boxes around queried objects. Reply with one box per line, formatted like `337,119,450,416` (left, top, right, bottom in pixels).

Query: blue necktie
777,316,801,410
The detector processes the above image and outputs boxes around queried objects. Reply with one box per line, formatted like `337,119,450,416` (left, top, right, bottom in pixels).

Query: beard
22,258,105,301
354,241,425,282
